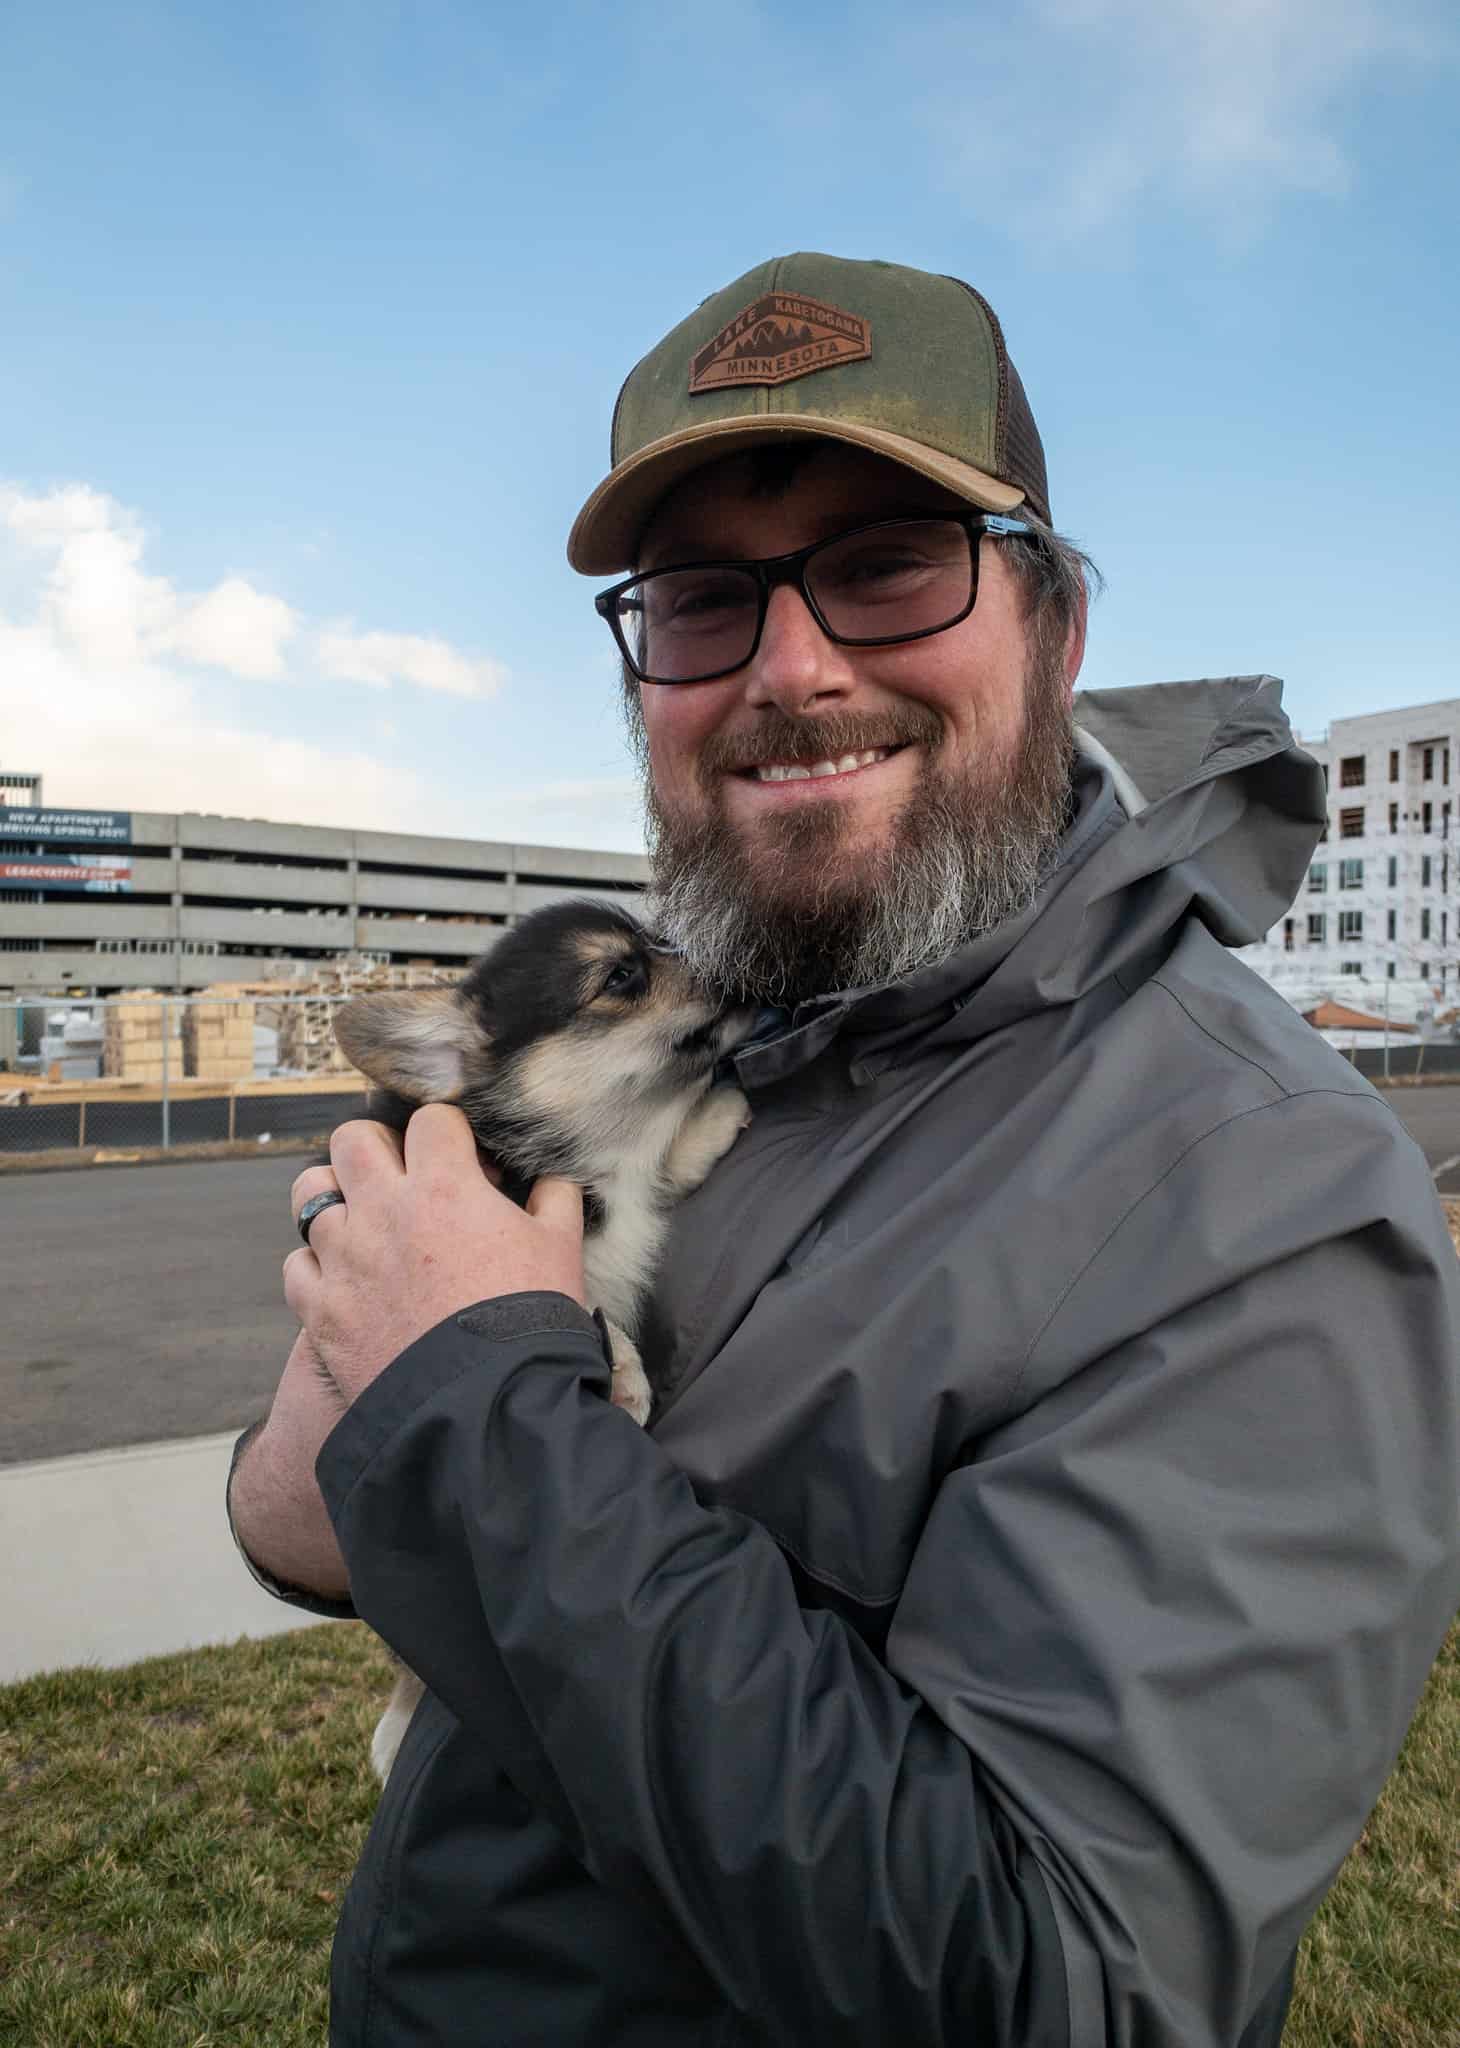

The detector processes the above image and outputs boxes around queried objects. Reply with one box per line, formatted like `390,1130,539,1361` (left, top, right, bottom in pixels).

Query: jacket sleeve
315,1095,1460,2048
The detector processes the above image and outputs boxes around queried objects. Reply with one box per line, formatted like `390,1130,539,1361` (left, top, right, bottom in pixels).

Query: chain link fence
0,994,375,1158
6,978,1460,1164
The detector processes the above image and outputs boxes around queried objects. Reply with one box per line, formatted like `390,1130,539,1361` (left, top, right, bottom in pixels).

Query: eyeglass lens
615,518,976,683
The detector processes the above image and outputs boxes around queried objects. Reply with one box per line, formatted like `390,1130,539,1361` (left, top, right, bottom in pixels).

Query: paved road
1382,1082,1460,1190
2,1154,302,1465
4,1083,1458,1466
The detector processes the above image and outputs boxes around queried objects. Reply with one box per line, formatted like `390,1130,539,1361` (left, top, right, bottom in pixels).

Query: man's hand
284,1104,587,1405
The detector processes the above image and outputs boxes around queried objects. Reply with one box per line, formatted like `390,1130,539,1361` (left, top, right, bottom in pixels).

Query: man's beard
634,632,1076,1006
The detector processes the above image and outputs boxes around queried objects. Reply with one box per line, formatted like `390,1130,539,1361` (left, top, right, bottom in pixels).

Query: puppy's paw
603,1319,652,1427
663,1085,751,1193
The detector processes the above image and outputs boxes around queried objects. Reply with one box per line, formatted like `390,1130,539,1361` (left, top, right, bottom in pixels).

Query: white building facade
1239,696,1459,1009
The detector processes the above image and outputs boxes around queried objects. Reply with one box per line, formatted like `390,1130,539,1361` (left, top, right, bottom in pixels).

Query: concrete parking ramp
0,1431,331,1684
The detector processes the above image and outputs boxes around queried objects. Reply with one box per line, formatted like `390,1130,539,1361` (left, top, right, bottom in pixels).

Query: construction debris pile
38,959,464,1089
279,961,459,1075
247,961,460,1078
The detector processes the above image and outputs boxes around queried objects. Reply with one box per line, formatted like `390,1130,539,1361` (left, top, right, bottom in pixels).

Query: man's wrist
228,1413,354,1609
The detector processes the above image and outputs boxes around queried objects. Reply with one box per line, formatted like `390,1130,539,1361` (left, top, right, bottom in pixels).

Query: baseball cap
567,252,1051,575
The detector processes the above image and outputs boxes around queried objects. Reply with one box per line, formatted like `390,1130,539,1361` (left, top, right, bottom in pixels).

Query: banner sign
0,855,134,894
0,807,133,845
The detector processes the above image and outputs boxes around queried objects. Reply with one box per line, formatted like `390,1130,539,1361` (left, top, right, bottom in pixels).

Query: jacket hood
732,674,1326,1090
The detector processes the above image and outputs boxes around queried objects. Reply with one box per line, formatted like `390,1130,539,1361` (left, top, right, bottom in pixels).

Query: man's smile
740,745,900,785
720,742,917,813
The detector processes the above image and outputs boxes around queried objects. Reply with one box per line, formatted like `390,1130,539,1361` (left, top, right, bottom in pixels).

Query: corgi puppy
332,898,752,1780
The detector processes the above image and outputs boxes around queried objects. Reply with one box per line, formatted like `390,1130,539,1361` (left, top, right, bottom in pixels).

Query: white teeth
753,747,892,784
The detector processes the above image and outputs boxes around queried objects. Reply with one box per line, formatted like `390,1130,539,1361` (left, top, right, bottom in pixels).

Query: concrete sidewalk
0,1430,333,1684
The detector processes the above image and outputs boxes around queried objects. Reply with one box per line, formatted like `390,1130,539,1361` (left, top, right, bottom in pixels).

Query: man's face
630,443,1081,1003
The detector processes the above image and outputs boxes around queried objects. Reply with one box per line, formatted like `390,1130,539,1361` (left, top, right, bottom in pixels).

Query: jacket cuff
315,1291,611,1518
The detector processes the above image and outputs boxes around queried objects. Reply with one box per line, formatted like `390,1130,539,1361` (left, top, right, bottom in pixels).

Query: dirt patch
1442,1199,1460,1258
0,1135,325,1175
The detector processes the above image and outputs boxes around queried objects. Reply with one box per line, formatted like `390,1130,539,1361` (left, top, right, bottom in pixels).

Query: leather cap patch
689,292,871,394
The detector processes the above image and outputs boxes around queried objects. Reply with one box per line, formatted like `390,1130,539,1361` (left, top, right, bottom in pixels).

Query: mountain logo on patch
689,293,872,394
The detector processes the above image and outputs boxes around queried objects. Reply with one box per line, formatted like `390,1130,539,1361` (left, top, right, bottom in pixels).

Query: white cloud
160,577,297,682
1,484,294,679
0,616,429,831
0,482,503,696
316,626,505,699
761,0,1455,237
0,479,510,831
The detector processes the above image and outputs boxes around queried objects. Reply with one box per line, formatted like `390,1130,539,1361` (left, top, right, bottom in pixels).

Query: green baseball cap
567,252,1051,575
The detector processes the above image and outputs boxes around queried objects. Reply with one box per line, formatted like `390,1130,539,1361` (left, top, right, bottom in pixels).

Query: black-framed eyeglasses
595,511,1033,686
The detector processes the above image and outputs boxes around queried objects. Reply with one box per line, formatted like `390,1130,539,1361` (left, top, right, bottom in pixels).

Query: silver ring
298,1188,347,1245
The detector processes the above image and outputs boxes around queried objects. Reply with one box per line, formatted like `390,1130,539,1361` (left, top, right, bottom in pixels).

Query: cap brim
566,414,1026,575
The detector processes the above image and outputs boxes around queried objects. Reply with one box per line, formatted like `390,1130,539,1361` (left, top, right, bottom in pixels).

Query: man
229,253,1460,2046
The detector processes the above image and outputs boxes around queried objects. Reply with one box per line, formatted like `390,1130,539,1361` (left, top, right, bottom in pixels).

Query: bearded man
229,254,1460,2048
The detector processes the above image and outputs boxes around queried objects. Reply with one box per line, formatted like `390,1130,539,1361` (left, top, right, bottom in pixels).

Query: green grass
1,1620,1455,2045
0,1627,393,2048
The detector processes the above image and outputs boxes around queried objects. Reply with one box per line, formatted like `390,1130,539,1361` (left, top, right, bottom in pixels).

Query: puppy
331,898,752,1779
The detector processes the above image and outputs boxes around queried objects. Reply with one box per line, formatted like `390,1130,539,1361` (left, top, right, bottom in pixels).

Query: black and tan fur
331,898,752,1778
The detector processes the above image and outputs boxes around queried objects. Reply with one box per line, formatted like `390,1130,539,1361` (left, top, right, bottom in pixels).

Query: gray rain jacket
281,677,1459,2046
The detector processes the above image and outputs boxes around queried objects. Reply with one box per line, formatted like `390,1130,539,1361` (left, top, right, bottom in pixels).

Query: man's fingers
404,1100,482,1177
526,1175,584,1232
291,1163,342,1222
282,1244,319,1320
330,1118,406,1194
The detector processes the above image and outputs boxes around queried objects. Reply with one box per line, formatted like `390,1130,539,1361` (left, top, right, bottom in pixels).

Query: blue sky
1,0,1456,849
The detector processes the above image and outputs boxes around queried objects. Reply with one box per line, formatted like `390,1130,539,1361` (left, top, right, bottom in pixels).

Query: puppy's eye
601,958,647,999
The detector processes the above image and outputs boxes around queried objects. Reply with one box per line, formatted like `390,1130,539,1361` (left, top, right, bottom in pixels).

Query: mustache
696,705,944,781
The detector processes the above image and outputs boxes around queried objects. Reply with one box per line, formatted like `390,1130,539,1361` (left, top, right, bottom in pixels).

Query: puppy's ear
333,988,487,1102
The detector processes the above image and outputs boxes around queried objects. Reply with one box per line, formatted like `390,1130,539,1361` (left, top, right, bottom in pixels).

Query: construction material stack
102,996,182,1083
183,995,257,1082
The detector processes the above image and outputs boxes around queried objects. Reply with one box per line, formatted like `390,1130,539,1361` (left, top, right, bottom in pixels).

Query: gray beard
637,636,1076,1006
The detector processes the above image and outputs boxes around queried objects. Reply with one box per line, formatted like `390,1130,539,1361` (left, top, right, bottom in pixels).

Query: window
1423,855,1432,888
1341,961,1364,976
1339,807,1365,838
1307,913,1326,944
1421,908,1431,941
1307,865,1327,893
1445,748,1452,784
1388,856,1398,886
1339,858,1364,890
1423,747,1435,781
1339,910,1363,942
1389,802,1399,832
1339,755,1366,787
1389,749,1400,780
1387,909,1397,940
1444,912,1450,946
1388,961,1396,979
1445,803,1452,840
1283,918,1295,953
1423,801,1434,834
1419,960,1428,978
